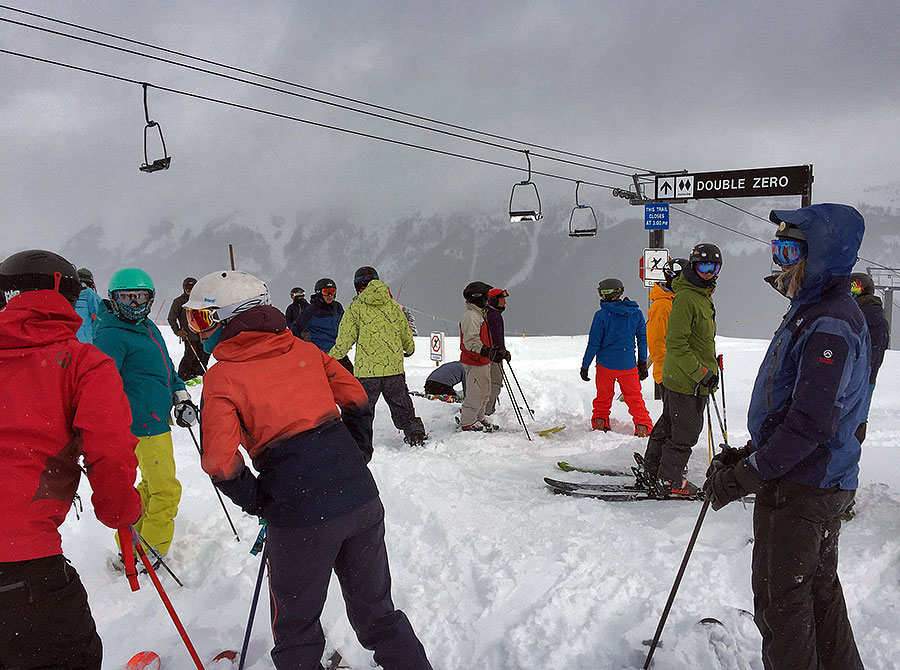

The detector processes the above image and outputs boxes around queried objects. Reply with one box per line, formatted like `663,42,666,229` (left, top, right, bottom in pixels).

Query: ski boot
633,424,651,438
631,452,652,490
479,417,500,432
591,417,611,432
455,416,483,432
650,476,702,500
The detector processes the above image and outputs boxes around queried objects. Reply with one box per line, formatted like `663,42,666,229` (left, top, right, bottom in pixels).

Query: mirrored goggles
695,262,721,276
771,239,807,266
598,287,621,296
290,291,305,299
185,307,219,333
320,287,337,296
113,289,152,305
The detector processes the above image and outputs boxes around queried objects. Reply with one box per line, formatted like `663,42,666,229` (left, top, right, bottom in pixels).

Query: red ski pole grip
717,354,724,370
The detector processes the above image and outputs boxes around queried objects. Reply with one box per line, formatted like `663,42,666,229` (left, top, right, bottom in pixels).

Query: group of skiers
0,202,891,670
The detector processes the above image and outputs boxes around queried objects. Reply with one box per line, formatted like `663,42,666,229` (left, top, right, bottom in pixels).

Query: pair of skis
125,649,238,669
545,458,703,502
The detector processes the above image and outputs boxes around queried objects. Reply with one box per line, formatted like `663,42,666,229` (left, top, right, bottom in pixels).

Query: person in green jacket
640,243,722,498
94,268,198,561
329,266,426,447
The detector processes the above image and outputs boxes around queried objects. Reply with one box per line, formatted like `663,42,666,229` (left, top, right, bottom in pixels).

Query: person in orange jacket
184,270,433,670
646,259,686,399
0,250,142,669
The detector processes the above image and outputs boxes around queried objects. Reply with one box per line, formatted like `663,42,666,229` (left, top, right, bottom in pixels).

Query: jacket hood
356,279,392,307
855,293,883,309
649,283,675,302
601,298,641,316
0,290,81,349
769,203,865,304
221,305,287,343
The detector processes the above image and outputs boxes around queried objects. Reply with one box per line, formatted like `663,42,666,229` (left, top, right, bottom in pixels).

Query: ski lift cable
0,7,645,176
0,48,621,191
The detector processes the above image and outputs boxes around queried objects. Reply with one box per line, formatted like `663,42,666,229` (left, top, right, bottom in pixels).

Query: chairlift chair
568,181,598,237
139,83,171,173
509,150,543,223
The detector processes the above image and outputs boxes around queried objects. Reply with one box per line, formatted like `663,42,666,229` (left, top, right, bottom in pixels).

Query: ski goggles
771,239,808,266
113,289,152,306
695,262,721,276
290,290,305,299
320,286,337,296
185,293,271,333
598,287,621,296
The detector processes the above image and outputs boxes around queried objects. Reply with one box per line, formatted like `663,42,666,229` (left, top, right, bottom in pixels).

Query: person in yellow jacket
646,259,685,399
329,266,427,447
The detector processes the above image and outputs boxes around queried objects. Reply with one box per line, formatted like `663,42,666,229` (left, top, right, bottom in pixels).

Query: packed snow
62,329,900,669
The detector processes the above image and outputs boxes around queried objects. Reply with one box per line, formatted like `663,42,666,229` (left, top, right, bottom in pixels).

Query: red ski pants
592,365,653,428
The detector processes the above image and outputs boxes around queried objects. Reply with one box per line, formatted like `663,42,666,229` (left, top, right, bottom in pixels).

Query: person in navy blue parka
704,203,869,670
291,277,353,373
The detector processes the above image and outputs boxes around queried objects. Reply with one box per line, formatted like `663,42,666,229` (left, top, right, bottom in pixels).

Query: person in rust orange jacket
0,250,142,669
184,270,433,670
646,258,685,399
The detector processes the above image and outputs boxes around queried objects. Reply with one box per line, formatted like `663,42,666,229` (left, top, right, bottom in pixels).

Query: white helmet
184,270,270,323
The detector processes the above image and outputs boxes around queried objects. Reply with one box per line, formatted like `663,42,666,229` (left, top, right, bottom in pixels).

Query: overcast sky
2,0,899,254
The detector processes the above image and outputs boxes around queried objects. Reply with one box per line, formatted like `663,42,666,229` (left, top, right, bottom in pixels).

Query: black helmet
183,276,197,289
354,266,379,293
662,258,687,284
849,272,875,297
290,286,305,299
689,243,722,265
0,249,81,308
463,281,493,306
77,267,95,288
597,278,624,302
314,278,336,294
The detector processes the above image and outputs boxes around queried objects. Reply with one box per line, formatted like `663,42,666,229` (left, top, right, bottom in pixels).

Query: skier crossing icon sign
429,332,444,362
641,248,669,288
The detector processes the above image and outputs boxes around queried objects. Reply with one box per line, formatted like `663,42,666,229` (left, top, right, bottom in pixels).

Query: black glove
706,441,755,478
703,459,761,511
580,368,590,382
502,350,512,362
697,368,719,391
480,346,506,363
403,351,413,358
172,390,199,428
637,360,648,381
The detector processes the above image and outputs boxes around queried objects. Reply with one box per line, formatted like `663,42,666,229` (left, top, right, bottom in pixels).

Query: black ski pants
177,335,210,380
752,480,863,670
0,555,102,670
266,498,433,670
358,374,424,439
642,386,707,482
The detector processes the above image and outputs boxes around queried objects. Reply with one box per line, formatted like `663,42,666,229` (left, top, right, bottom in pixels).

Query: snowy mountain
55,196,899,342
62,331,900,669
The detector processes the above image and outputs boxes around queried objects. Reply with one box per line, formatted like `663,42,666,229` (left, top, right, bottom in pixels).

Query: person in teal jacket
94,268,198,561
73,267,104,344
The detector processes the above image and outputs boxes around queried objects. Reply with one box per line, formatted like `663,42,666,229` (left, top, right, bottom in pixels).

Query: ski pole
132,532,206,670
717,354,728,442
709,390,728,448
187,425,241,542
134,528,184,587
505,361,535,419
706,400,714,465
238,528,268,670
643,498,712,669
501,364,531,441
186,337,209,374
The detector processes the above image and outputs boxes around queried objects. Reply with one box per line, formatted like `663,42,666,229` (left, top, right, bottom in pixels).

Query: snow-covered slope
62,331,900,669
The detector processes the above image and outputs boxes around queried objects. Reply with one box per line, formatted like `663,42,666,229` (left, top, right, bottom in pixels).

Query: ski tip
125,651,161,670
698,617,725,626
210,649,241,666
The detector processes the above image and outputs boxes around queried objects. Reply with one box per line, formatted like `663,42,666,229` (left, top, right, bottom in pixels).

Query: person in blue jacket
704,204,869,670
73,267,104,344
579,278,652,436
291,277,353,373
94,268,198,563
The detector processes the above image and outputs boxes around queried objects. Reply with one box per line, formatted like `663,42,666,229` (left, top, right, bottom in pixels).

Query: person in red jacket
184,270,433,670
0,250,142,670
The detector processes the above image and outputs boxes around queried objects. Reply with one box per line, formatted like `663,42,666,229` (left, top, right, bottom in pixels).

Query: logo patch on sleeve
819,349,834,364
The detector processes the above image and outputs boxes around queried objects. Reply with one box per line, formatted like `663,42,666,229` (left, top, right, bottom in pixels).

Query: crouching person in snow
0,250,142,669
185,270,434,670
703,205,869,670
579,278,652,437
